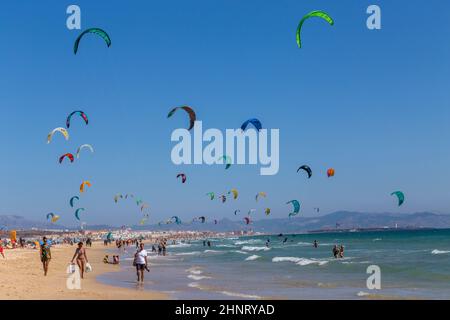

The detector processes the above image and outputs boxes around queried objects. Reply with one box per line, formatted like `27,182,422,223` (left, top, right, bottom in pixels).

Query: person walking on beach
71,242,89,279
40,237,51,276
134,243,148,283
0,238,5,259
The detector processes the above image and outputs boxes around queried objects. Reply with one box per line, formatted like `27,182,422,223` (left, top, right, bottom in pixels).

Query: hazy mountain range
2,211,450,233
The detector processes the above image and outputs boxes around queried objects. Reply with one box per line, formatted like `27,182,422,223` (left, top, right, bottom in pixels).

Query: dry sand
0,242,167,300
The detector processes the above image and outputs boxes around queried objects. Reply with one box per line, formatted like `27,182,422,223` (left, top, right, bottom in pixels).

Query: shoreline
0,241,168,300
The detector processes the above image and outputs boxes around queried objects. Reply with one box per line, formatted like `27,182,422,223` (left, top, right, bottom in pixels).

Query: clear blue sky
1,0,449,227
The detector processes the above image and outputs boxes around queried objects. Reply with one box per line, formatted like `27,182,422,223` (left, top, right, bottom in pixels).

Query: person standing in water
40,237,51,276
313,240,318,248
134,243,148,283
339,245,345,258
332,245,339,258
71,242,89,279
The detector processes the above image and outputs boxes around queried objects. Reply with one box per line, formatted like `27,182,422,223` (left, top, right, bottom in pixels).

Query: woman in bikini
71,242,89,279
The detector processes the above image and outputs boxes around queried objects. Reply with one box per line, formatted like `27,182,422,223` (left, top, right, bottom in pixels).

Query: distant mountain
0,215,66,230
2,211,450,233
135,211,450,234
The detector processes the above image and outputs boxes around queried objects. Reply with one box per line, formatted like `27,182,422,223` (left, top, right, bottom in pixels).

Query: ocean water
97,229,450,300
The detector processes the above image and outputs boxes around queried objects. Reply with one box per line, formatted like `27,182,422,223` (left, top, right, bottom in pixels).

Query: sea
97,229,450,300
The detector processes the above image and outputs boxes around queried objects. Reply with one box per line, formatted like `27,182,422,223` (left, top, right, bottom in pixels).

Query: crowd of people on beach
2,229,349,288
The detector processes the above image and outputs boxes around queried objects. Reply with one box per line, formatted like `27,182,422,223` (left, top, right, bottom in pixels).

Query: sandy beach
0,242,167,300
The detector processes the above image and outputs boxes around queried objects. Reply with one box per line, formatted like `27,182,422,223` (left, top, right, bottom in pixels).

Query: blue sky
0,0,449,226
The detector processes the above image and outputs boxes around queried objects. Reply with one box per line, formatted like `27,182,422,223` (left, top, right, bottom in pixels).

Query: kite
391,191,405,207
248,209,256,216
73,28,111,54
228,189,239,200
114,194,123,203
234,210,240,215
296,10,334,48
327,168,335,178
47,127,69,144
66,111,89,128
74,208,85,221
136,198,143,206
206,192,215,200
171,216,182,225
219,195,227,203
70,196,80,208
244,217,251,225
59,153,75,164
297,165,312,178
218,155,232,170
46,213,60,223
241,119,262,131
256,192,267,201
265,208,271,216
76,144,94,158
167,106,197,131
197,216,206,223
141,203,149,212
125,194,134,199
177,173,187,184
287,200,301,217
80,181,91,193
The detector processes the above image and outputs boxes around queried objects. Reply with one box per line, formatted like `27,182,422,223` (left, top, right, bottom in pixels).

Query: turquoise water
97,229,450,299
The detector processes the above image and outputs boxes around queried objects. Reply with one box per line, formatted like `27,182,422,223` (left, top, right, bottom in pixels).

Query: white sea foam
169,243,192,248
188,275,211,281
432,249,450,255
187,283,262,300
241,246,270,252
245,255,261,261
186,267,203,275
234,250,249,255
272,257,302,263
175,251,202,256
341,260,370,265
272,256,329,266
373,238,382,242
204,250,221,254
235,239,263,245
216,244,237,248
218,291,262,299
188,282,202,289
357,291,370,297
